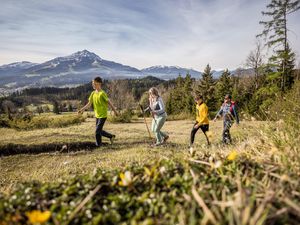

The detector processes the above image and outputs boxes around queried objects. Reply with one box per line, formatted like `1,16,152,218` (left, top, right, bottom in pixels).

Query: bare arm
78,102,92,114
213,107,223,121
108,99,119,116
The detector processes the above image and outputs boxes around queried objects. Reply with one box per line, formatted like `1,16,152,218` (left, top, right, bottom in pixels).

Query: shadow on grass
0,142,97,156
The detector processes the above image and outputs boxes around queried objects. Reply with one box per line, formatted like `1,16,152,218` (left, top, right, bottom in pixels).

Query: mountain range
0,50,252,90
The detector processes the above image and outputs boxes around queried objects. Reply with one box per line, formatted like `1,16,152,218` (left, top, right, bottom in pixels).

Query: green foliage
215,69,233,105
258,0,299,91
245,85,280,119
166,75,195,115
197,64,216,111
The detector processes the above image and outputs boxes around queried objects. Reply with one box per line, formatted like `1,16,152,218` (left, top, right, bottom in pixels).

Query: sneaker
162,135,169,143
110,135,116,145
189,146,195,156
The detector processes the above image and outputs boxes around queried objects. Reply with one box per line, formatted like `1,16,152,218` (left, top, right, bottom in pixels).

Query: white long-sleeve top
145,96,166,116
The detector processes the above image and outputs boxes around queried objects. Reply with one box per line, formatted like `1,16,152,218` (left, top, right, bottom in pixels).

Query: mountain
0,50,254,90
0,50,143,89
141,65,201,79
0,61,38,70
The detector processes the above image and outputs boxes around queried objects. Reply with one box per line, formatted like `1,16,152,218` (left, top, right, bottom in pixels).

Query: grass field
0,117,258,194
1,115,299,224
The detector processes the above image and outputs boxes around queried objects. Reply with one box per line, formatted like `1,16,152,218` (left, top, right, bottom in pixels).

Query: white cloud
0,0,299,71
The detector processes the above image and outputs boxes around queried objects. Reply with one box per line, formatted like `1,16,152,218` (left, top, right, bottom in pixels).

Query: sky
0,0,300,71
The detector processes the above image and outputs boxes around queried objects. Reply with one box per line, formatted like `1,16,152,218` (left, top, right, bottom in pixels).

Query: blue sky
0,0,299,70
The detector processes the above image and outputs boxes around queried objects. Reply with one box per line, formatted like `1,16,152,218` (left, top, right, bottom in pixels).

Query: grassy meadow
0,113,299,224
0,116,248,193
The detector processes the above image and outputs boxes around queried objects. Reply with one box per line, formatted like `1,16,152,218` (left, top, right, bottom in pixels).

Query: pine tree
183,74,195,114
53,101,60,114
197,64,216,111
215,69,233,105
68,104,73,112
166,74,194,115
258,0,300,91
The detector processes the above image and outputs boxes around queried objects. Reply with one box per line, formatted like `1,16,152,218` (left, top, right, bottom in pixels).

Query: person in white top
144,87,169,146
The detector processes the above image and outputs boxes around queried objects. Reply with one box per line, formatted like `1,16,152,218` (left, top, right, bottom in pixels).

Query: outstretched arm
108,99,119,116
78,102,92,114
213,107,223,121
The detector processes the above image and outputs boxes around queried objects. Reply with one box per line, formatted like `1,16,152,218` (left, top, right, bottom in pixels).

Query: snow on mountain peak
0,61,37,69
70,50,102,61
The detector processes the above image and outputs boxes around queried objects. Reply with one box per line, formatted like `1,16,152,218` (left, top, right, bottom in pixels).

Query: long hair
149,87,160,97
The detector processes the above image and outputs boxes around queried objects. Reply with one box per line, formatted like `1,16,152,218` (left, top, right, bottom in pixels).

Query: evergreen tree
197,64,216,111
53,101,60,114
172,75,185,114
183,74,195,114
215,69,233,105
258,0,300,91
166,74,193,115
68,104,73,112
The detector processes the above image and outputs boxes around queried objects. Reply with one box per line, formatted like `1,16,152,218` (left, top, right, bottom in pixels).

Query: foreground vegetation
1,154,299,225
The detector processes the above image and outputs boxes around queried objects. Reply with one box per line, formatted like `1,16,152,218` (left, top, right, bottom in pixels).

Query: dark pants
95,118,113,146
222,120,233,144
190,122,210,145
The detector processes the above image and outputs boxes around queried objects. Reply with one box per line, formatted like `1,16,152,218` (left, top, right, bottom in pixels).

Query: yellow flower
26,210,51,224
118,171,132,186
227,150,238,161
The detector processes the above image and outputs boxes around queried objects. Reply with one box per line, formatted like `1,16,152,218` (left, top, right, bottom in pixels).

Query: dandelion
118,171,132,186
227,150,238,161
26,210,51,224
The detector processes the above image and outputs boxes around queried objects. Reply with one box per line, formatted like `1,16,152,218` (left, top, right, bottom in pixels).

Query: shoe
110,135,116,145
189,146,195,155
163,135,169,143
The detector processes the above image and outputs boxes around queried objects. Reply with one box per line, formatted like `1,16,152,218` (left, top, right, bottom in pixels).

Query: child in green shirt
78,77,118,146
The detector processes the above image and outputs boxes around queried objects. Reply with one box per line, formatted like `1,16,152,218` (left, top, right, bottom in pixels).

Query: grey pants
223,120,233,144
151,114,167,144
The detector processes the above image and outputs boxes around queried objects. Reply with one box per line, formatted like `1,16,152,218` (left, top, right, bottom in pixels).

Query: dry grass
0,117,263,194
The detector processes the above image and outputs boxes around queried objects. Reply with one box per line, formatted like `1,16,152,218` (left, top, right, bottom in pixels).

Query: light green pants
151,114,167,144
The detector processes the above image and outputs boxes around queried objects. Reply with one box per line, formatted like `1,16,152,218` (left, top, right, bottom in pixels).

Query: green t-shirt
88,90,108,118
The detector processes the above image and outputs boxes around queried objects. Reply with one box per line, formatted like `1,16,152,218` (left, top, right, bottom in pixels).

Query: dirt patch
0,142,100,156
